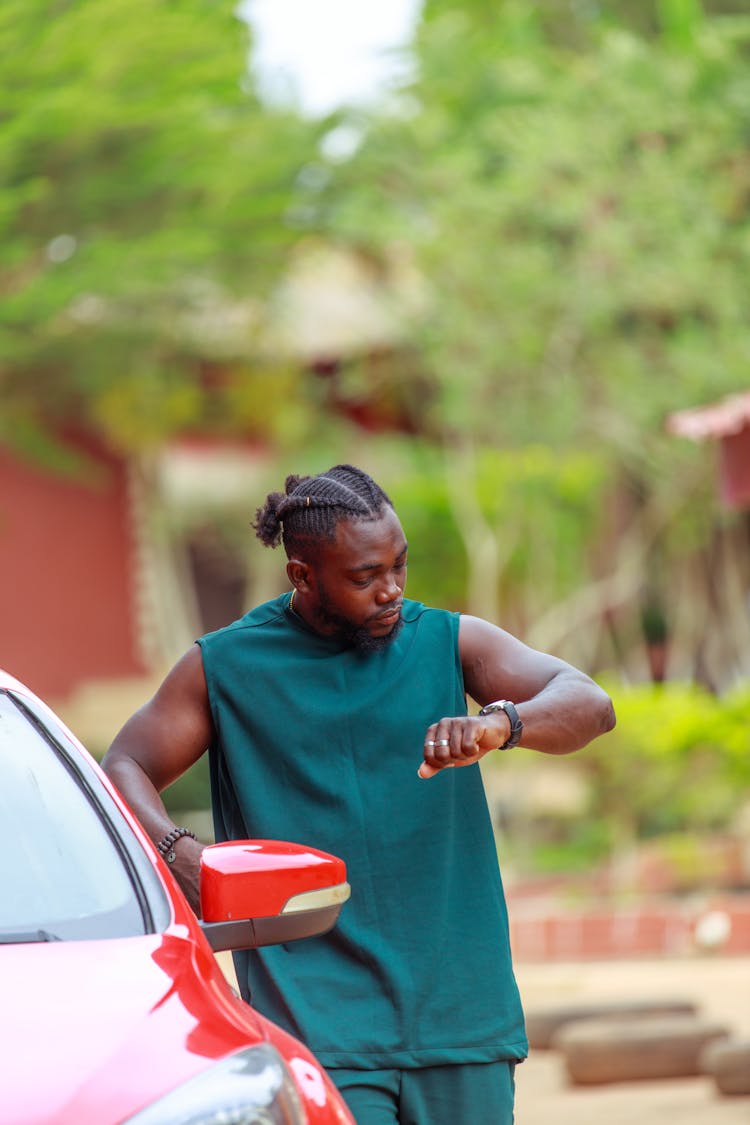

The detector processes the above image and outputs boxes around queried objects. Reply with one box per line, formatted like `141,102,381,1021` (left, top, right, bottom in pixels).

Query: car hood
2,929,265,1125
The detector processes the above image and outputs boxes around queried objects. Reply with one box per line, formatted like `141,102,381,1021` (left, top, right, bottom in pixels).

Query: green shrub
581,680,750,846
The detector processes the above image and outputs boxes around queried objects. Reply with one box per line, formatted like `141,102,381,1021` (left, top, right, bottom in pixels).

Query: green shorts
328,1060,517,1125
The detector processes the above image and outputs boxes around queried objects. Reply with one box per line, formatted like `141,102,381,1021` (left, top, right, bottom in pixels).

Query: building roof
666,391,750,441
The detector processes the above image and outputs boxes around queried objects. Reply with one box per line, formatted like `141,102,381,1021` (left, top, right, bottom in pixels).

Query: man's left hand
419,713,511,779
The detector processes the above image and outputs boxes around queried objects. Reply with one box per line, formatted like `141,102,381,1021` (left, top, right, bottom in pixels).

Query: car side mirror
198,840,350,953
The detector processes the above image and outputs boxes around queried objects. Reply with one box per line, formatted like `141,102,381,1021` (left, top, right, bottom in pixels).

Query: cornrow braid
253,464,392,557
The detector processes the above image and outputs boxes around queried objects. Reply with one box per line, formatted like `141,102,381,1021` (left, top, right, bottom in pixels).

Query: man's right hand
163,835,205,916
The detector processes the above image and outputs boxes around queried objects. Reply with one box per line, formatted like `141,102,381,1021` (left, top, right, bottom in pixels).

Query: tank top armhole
196,636,222,747
452,611,467,702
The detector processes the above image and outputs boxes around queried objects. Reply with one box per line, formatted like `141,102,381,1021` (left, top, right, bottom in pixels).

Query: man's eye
353,576,372,587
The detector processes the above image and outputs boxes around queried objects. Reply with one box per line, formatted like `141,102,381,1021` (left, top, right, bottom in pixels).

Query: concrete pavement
216,949,750,1121
514,955,750,1124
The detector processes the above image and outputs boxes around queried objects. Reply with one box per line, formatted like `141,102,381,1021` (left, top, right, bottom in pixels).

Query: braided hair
253,464,393,558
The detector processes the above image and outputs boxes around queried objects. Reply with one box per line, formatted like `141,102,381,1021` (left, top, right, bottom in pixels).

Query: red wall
719,424,750,509
0,435,147,700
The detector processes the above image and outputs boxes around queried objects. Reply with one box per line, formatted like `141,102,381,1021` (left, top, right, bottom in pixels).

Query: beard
317,588,403,654
349,615,404,654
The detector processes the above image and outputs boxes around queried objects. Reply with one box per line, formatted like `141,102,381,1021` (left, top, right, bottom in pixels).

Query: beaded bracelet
156,826,197,864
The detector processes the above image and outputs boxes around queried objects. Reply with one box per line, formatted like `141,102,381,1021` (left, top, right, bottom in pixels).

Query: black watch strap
478,699,523,750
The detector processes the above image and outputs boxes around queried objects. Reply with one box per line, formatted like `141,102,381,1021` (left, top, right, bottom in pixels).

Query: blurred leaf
0,0,324,449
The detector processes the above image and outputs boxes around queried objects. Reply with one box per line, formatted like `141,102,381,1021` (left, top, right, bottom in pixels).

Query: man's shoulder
198,594,288,647
401,599,459,626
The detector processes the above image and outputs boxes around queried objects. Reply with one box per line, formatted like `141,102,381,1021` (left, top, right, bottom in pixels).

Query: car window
0,692,148,942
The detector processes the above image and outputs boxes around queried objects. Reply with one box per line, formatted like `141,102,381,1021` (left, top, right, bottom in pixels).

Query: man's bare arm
102,644,214,911
420,615,615,777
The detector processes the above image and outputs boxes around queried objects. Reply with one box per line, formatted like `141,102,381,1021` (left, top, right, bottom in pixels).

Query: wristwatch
478,699,523,750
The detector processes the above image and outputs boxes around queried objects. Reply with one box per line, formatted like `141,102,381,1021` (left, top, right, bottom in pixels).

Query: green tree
422,0,748,49
311,8,750,679
1,0,324,460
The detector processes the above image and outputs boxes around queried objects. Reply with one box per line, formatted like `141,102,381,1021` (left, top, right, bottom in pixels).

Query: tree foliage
310,7,750,681
322,11,750,445
585,680,750,840
6,0,750,694
1,0,324,457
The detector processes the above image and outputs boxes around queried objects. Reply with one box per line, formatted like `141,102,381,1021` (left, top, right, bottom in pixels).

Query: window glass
0,693,145,941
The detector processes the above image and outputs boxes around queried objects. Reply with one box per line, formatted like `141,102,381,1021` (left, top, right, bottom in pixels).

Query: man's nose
377,577,401,603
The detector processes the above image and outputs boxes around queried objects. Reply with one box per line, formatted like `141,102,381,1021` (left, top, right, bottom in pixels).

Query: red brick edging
509,898,750,961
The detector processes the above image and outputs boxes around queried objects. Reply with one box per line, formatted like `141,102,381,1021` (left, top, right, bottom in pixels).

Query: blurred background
2,0,750,1053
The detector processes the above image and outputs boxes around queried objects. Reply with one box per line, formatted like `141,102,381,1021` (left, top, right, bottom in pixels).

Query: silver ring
433,739,450,746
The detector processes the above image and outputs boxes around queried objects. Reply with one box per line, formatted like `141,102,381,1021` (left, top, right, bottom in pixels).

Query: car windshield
0,691,147,941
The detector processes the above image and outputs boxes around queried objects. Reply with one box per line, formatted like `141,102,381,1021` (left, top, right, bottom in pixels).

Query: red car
1,669,355,1125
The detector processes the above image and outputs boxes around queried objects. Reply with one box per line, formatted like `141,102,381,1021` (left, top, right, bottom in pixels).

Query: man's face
307,506,407,652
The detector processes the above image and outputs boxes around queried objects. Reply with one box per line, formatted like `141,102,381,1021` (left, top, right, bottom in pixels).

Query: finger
422,725,452,776
425,731,452,766
459,721,483,759
452,725,474,760
418,760,454,779
418,761,440,779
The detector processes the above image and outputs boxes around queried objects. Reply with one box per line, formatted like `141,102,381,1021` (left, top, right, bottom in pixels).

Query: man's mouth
374,605,402,625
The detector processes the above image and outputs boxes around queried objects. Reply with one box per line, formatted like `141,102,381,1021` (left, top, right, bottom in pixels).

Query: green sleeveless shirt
198,594,527,1069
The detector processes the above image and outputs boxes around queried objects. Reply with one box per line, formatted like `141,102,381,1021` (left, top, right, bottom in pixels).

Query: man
103,463,615,1124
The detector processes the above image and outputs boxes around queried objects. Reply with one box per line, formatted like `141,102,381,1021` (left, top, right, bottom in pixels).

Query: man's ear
287,558,312,592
